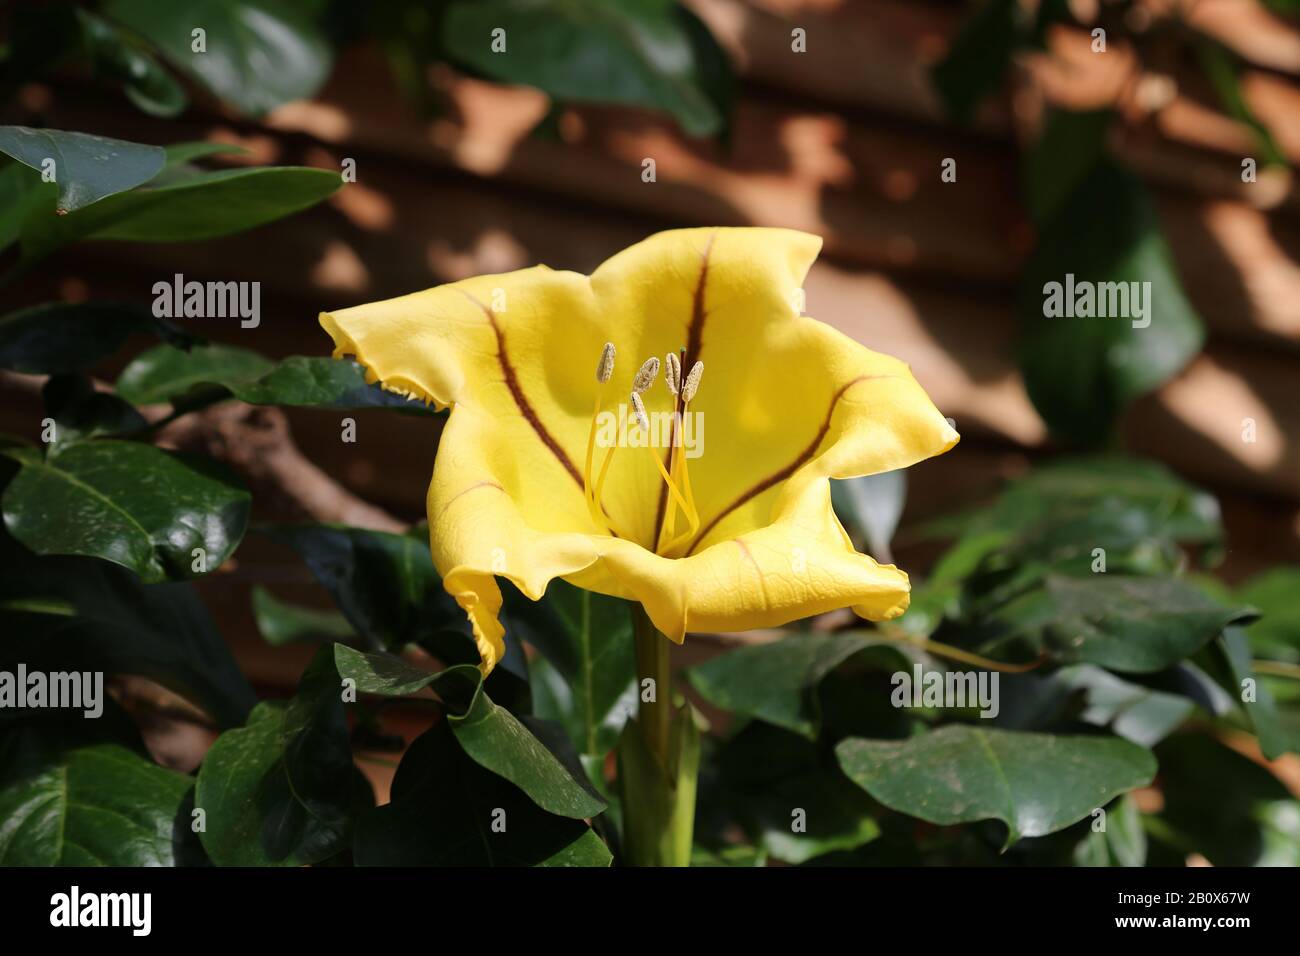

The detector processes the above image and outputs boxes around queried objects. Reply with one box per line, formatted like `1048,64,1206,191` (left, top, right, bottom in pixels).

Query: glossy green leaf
40,374,146,447
1053,664,1196,747
0,126,165,213
0,714,193,865
1072,793,1147,867
1219,627,1290,760
77,8,188,117
104,0,333,116
1152,732,1298,866
116,344,438,413
333,647,605,819
0,163,49,253
2,441,249,582
0,528,255,727
986,574,1256,673
0,301,196,375
441,0,726,136
714,722,879,864
21,163,341,263
924,457,1223,596
837,726,1156,845
1019,162,1204,447
264,525,471,655
332,644,447,697
687,631,919,739
195,648,370,866
1237,567,1300,662
516,578,636,756
354,723,612,866
252,586,354,646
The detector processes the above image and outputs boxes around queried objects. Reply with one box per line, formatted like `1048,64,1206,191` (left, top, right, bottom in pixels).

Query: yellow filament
584,392,612,532
661,404,701,554
591,444,618,534
644,444,691,530
659,409,683,550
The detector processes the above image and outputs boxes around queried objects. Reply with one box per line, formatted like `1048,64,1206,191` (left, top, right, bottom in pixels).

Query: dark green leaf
1219,627,1290,760
354,722,611,866
0,126,165,213
686,631,919,739
116,344,438,413
252,586,354,646
332,644,448,697
516,578,635,756
0,301,196,375
42,374,147,445
77,8,188,117
1237,567,1300,662
674,3,736,141
0,713,193,865
1024,109,1112,225
2,441,250,582
0,163,50,253
985,574,1256,673
333,646,604,818
836,725,1155,845
1072,793,1146,867
195,648,370,866
440,0,725,136
715,721,879,864
264,525,471,656
927,457,1223,584
448,665,607,820
1053,664,1196,747
931,0,1024,121
104,0,333,117
21,163,342,264
0,528,255,727
1020,162,1204,446
1153,732,1298,866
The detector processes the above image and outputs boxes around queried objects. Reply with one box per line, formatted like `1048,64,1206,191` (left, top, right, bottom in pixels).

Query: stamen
584,342,616,531
662,365,703,554
682,360,703,403
632,357,660,394
657,351,686,552
629,390,693,551
630,391,650,431
664,351,681,395
645,443,692,524
596,342,616,383
592,444,617,528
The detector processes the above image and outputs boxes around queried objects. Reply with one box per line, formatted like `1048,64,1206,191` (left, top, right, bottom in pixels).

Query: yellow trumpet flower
320,227,959,674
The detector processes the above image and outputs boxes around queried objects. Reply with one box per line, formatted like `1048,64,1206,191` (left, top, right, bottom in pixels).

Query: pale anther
682,360,703,402
664,351,681,395
632,356,660,394
596,342,616,383
630,392,650,431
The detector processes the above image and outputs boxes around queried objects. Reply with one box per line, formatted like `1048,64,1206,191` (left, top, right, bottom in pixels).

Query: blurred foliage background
1,0,1299,867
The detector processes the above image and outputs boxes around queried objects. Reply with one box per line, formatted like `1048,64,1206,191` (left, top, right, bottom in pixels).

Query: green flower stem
633,606,672,763
619,605,699,867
